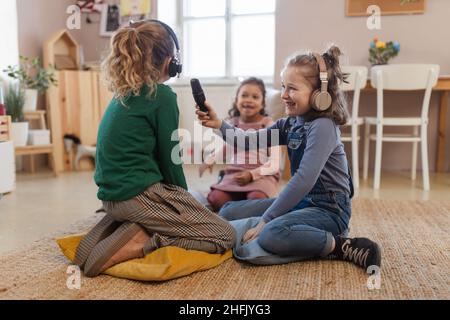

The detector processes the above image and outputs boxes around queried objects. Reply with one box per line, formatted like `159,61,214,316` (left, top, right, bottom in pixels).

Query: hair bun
325,44,342,59
322,44,342,68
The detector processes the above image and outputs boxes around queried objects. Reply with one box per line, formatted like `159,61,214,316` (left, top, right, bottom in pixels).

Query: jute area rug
0,199,449,300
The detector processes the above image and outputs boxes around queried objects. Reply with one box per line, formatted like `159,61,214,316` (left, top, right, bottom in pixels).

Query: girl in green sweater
74,20,235,277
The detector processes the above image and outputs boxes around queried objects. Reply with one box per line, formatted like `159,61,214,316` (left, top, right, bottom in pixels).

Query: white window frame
166,0,275,86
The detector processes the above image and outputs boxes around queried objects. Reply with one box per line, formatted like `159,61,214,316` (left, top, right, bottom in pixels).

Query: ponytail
320,44,349,125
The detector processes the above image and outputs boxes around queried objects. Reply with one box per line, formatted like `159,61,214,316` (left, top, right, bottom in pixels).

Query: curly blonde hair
283,44,349,125
102,20,175,101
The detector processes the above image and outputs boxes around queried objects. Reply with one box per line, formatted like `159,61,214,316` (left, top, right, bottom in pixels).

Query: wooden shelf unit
47,70,114,172
15,144,54,156
14,110,57,175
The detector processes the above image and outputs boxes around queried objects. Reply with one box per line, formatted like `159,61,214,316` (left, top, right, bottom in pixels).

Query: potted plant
3,56,57,112
5,84,28,146
369,38,400,65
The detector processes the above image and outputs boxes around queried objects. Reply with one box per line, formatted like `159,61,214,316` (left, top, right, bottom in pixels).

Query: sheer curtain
0,0,19,83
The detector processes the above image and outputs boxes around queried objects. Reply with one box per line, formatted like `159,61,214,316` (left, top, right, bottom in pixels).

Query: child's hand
196,102,222,129
242,220,266,244
233,171,253,186
199,163,213,177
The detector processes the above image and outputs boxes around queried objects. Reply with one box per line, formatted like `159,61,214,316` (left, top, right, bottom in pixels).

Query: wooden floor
0,165,449,255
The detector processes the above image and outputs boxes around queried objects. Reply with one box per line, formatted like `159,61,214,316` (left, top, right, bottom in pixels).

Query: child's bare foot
84,223,151,277
100,230,151,271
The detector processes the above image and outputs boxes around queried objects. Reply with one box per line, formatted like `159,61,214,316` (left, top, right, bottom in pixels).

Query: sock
330,235,345,257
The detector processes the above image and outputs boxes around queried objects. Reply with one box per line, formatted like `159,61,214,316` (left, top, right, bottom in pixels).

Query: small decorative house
43,29,80,70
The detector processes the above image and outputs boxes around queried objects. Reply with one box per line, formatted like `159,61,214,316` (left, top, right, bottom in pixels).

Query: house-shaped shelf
43,29,80,70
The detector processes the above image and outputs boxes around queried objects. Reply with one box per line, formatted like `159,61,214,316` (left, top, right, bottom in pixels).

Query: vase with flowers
369,38,400,65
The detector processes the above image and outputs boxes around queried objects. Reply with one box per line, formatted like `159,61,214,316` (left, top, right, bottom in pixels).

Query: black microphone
190,78,208,113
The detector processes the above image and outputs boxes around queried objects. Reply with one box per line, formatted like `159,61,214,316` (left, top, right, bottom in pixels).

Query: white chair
363,64,439,190
266,88,286,122
340,66,368,189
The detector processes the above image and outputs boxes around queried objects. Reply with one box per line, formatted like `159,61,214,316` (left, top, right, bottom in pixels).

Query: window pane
157,0,177,30
184,0,226,17
0,0,19,73
231,0,276,15
231,15,275,77
184,18,226,77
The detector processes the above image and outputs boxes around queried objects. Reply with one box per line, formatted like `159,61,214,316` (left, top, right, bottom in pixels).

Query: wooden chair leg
29,155,35,174
50,153,58,177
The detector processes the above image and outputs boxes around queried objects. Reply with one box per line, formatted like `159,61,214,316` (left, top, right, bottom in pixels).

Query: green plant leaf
4,84,26,122
3,55,58,92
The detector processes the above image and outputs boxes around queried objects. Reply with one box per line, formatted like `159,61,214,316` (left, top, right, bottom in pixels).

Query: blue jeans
219,193,351,264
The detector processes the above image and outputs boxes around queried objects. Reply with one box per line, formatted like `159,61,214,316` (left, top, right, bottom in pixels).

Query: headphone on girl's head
310,53,332,111
129,19,183,78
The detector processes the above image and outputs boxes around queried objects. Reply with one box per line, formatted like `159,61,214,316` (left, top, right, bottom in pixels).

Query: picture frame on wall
100,4,121,37
346,0,426,16
120,0,151,17
99,2,152,37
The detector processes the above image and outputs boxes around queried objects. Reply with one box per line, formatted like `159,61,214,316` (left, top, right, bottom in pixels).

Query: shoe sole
83,222,144,277
73,215,121,268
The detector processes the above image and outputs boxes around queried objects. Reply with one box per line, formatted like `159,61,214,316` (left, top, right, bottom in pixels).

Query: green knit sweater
94,84,187,201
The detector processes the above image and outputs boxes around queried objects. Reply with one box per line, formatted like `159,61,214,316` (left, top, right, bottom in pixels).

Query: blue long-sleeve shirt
218,116,351,222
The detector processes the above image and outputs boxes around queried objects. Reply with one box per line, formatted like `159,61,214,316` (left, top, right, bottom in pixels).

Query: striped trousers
102,183,236,255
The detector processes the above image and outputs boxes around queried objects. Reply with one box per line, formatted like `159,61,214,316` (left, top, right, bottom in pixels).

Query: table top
363,75,450,91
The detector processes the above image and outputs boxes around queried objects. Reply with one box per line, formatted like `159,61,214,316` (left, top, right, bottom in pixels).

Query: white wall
0,0,19,83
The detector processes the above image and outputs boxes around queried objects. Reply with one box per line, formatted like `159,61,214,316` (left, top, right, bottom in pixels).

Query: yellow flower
376,41,386,49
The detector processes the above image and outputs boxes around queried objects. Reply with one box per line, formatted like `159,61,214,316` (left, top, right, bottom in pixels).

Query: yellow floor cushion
56,234,232,281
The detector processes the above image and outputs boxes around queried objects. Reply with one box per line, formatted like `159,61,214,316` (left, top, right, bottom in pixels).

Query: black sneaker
333,237,382,269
